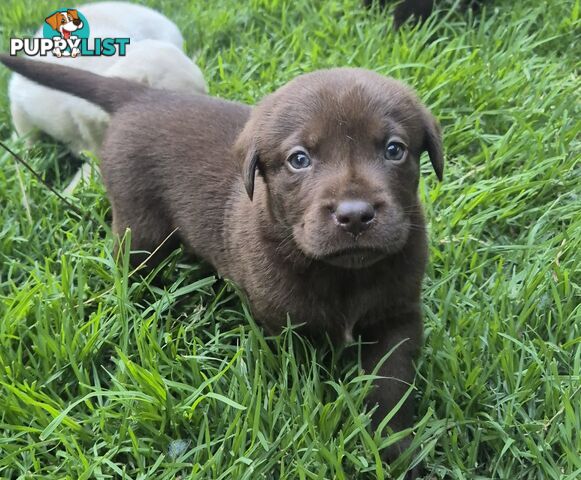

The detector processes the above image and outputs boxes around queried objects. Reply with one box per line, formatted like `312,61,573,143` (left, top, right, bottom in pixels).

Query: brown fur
0,55,443,477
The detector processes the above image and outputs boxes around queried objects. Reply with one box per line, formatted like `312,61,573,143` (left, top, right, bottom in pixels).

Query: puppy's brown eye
287,151,312,171
385,142,406,161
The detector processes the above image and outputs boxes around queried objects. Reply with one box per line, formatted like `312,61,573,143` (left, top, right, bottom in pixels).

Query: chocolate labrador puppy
1,55,443,476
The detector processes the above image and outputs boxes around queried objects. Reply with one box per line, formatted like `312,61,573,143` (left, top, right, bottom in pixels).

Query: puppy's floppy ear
67,9,79,20
45,13,61,32
234,122,261,201
422,108,444,181
243,146,260,201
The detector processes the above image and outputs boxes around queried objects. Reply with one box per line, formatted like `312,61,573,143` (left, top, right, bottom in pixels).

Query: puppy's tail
0,54,145,113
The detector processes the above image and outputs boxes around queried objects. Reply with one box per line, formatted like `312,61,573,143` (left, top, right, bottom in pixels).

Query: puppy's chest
272,271,403,343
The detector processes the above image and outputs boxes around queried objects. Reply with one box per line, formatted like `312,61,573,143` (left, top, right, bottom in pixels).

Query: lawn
0,0,579,478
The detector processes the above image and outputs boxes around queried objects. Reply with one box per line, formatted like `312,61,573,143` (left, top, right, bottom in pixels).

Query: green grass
0,0,579,478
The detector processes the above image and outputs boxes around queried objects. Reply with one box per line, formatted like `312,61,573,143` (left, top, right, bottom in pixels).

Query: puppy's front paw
52,48,62,58
71,48,80,58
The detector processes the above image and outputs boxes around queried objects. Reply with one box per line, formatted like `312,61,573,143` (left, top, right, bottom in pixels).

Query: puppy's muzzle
73,19,82,26
332,199,375,236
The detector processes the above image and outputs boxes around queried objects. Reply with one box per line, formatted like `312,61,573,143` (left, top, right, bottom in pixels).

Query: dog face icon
44,9,84,57
45,10,83,40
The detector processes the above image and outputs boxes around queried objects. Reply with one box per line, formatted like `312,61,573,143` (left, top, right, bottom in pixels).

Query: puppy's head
235,68,443,269
45,10,83,36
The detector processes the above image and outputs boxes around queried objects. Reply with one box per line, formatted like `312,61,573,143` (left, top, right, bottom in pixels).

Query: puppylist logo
10,8,130,58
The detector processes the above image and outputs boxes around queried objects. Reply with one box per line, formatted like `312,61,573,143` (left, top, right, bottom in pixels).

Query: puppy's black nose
333,200,375,236
73,19,81,26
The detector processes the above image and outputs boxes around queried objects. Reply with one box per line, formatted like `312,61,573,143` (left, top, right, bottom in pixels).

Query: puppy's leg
111,204,179,272
61,108,109,194
357,310,423,477
10,102,38,145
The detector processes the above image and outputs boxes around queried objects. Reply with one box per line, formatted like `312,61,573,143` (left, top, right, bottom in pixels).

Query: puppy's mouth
321,248,387,269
